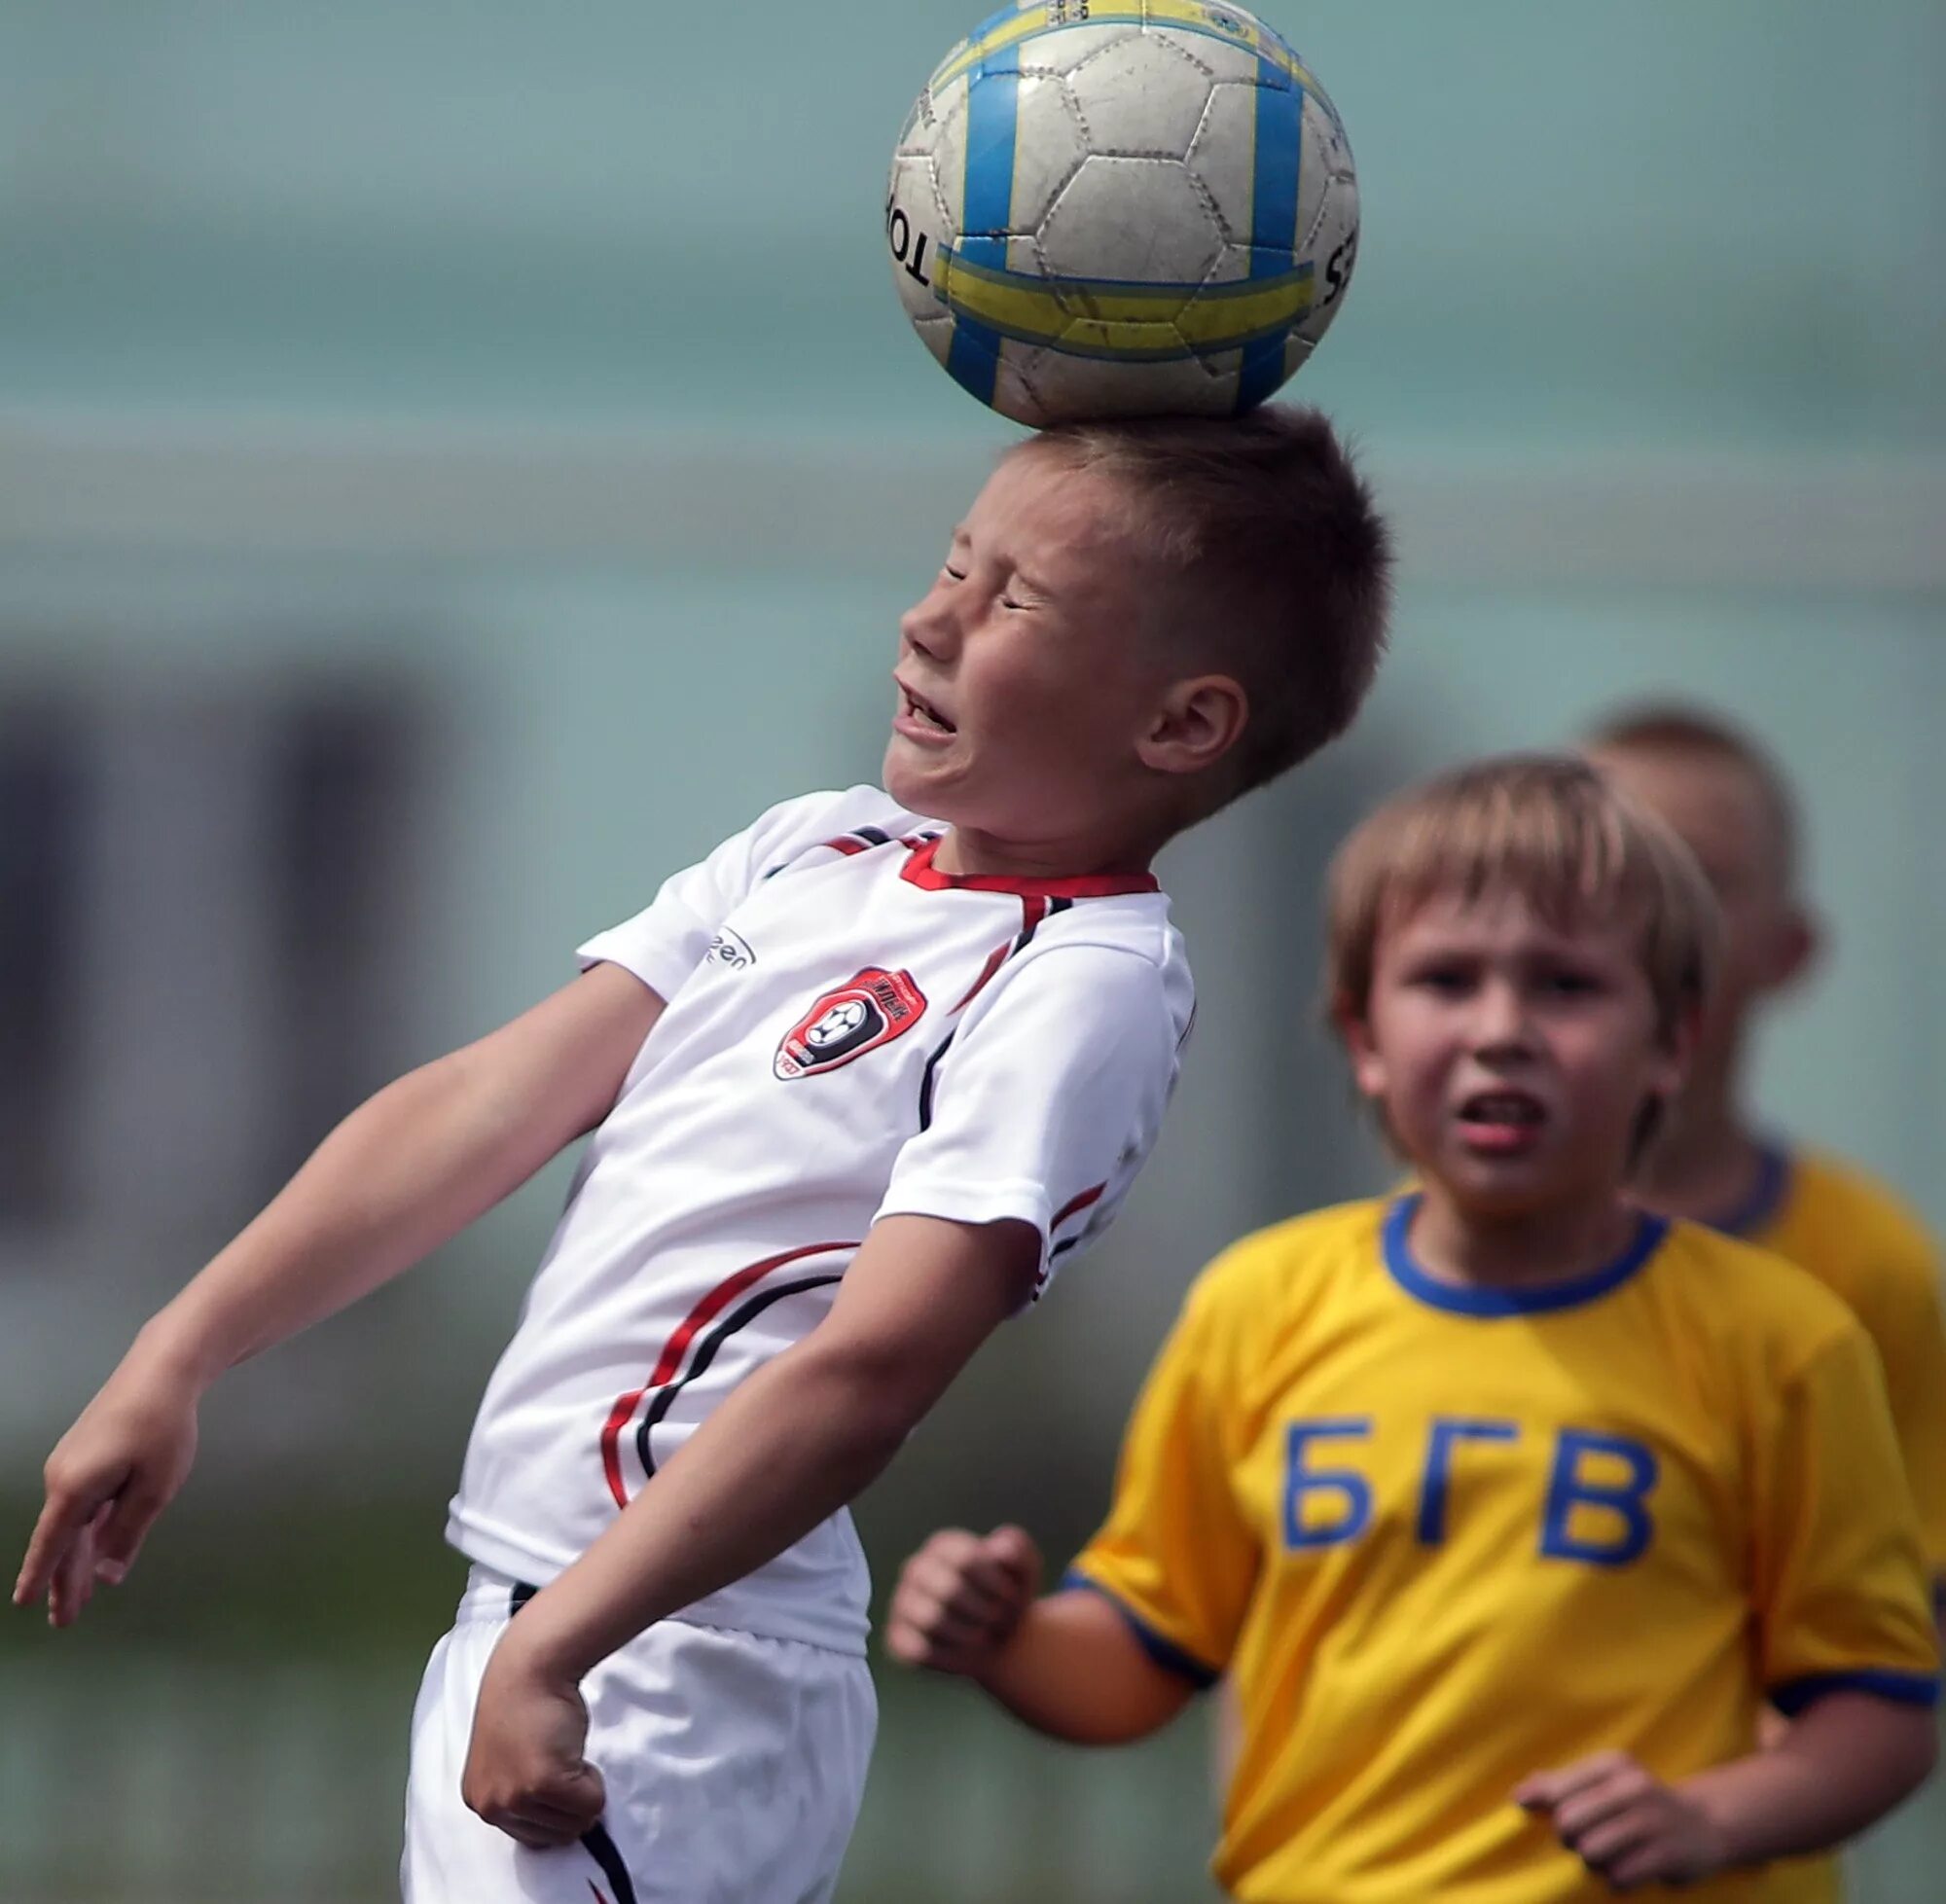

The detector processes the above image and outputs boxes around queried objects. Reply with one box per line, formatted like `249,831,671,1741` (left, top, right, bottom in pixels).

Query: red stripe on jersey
598,1239,857,1506
1052,1182,1107,1231
951,943,1010,1014
949,893,1050,1014
900,836,1159,898
821,835,871,856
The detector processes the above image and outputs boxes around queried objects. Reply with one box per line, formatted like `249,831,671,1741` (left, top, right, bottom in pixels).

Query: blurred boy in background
1584,703,1946,1902
1583,705,1946,1604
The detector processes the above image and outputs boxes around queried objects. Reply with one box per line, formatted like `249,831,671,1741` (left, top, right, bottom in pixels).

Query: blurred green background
2,2,1942,1898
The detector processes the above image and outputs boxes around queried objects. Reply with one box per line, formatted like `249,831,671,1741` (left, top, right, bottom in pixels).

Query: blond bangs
1327,754,1719,1036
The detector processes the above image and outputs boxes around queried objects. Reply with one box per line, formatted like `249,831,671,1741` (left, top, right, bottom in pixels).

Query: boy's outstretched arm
887,1527,1195,1744
1517,1691,1936,1889
15,963,664,1626
463,1213,1175,1844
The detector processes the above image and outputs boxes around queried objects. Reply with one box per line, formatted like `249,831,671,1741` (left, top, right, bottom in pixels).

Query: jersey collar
1702,1141,1793,1239
1381,1192,1669,1317
899,835,1160,899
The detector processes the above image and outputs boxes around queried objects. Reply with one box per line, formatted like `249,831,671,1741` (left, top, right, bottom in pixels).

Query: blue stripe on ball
946,42,1021,409
1238,57,1303,413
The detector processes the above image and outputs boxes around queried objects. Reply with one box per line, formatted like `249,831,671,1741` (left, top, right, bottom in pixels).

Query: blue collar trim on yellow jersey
1705,1141,1793,1239
1382,1194,1670,1317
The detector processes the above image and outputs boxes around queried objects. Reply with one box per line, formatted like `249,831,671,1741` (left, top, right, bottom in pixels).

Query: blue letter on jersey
1540,1429,1659,1565
1417,1417,1520,1546
1282,1419,1373,1550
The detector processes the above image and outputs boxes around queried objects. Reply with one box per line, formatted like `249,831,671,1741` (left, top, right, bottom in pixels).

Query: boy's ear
1334,996,1388,1100
1762,903,1820,994
1650,998,1702,1100
1136,674,1249,777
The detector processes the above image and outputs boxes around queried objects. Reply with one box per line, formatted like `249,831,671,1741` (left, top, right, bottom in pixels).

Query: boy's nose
899,595,957,663
1468,983,1534,1055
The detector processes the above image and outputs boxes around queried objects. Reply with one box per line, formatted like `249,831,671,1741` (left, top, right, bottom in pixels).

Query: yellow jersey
1070,1197,1938,1904
1701,1147,1946,1904
1712,1145,1946,1584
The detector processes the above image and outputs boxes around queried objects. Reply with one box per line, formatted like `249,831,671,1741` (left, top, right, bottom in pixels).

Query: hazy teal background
1,2,1942,1898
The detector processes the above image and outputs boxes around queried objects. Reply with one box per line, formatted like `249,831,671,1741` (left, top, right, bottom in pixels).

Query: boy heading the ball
16,409,1391,1904
889,755,1937,1903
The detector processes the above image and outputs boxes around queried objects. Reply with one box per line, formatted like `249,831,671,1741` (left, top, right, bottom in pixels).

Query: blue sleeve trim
1770,1669,1940,1716
1060,1568,1221,1691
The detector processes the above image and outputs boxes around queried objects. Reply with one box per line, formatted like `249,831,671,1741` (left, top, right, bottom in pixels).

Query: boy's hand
1516,1751,1730,1891
885,1524,1041,1679
462,1629,608,1849
14,1347,201,1626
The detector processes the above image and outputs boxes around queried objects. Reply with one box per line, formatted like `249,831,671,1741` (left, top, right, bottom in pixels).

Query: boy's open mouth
898,682,956,735
1455,1091,1547,1151
1458,1091,1544,1127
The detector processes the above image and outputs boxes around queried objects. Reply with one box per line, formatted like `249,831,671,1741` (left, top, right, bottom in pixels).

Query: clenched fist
462,1631,607,1849
1516,1750,1729,1891
885,1525,1041,1678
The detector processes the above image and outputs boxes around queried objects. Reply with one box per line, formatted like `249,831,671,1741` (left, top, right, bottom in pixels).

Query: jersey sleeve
1751,1321,1941,1714
873,940,1186,1294
1835,1217,1946,1588
1065,1265,1259,1686
576,787,885,1002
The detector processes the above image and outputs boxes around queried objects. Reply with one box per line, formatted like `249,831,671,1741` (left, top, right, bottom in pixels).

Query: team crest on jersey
775,968,927,1080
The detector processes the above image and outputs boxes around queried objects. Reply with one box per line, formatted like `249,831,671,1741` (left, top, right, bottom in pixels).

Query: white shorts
401,1567,877,1904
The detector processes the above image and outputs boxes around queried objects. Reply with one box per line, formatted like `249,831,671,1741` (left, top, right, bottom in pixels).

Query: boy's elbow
1851,1699,1941,1810
1894,1706,1939,1794
789,1340,931,1463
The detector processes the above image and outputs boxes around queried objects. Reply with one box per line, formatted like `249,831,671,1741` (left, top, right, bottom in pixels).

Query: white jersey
446,786,1194,1654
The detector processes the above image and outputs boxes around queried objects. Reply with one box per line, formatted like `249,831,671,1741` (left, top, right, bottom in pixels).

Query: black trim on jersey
762,822,905,881
508,1580,539,1616
915,891,1082,1129
634,1273,846,1478
582,1821,641,1904
917,1030,955,1133
917,896,1073,1133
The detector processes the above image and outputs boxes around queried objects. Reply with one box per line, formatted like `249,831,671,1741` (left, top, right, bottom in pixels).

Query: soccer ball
886,1,1357,425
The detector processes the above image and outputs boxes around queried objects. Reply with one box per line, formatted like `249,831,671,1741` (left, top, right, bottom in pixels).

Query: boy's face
884,449,1184,841
1585,746,1814,1072
1344,889,1688,1217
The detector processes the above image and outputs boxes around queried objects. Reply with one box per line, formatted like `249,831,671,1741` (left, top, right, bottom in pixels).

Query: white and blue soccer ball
886,1,1358,425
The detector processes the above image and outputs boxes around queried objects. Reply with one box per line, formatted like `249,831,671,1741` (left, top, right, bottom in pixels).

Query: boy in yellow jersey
1583,704,1946,1618
1585,705,1946,1904
887,755,1938,1903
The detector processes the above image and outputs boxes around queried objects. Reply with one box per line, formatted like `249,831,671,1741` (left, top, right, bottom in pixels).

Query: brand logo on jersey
706,927,756,970
775,968,927,1079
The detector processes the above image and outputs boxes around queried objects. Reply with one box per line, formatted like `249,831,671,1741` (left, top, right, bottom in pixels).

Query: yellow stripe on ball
933,246,1315,361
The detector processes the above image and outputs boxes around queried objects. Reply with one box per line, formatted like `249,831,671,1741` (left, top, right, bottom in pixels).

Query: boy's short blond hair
1581,701,1801,885
1325,754,1719,1042
1018,405,1392,802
